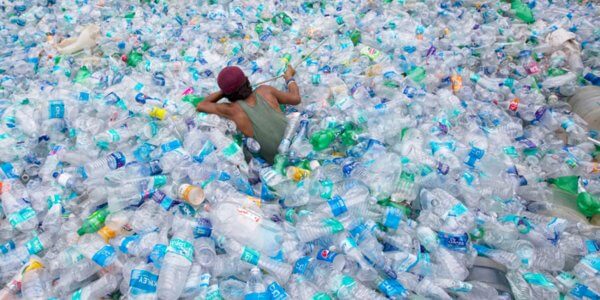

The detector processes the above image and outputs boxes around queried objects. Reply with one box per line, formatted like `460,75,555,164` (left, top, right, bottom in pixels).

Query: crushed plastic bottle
0,0,599,299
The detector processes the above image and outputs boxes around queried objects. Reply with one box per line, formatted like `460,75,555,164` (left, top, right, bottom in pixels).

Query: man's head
217,66,252,102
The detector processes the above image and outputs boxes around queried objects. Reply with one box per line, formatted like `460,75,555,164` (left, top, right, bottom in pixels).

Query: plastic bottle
157,215,195,300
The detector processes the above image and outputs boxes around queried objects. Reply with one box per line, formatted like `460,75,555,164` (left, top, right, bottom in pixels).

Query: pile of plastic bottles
1,0,600,299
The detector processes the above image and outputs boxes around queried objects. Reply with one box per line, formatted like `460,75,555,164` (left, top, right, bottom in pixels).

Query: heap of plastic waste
1,0,599,299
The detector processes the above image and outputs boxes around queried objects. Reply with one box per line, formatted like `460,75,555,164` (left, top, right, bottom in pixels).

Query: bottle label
8,206,36,228
151,190,174,211
119,235,140,254
47,194,61,209
556,272,577,287
323,218,344,233
178,184,195,202
316,249,340,263
472,244,491,256
148,244,167,268
378,279,406,298
161,139,182,153
194,140,216,163
194,218,212,238
1,162,19,179
237,207,262,223
437,232,469,252
395,252,419,272
107,129,121,142
570,283,600,299
148,160,163,175
292,256,310,275
334,276,356,298
523,273,557,289
241,246,261,265
244,292,270,300
0,240,15,254
92,245,116,267
585,240,600,254
199,273,211,287
222,142,241,158
109,152,126,169
49,100,65,119
383,207,402,230
168,238,194,262
71,288,82,300
25,236,44,255
448,203,468,217
340,237,358,253
268,281,288,300
130,269,158,295
582,256,600,272
327,195,348,217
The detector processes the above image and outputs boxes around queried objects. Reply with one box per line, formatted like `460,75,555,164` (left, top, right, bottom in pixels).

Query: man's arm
196,91,232,117
271,65,301,105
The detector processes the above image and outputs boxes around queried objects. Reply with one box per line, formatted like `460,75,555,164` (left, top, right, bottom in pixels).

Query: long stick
252,24,346,87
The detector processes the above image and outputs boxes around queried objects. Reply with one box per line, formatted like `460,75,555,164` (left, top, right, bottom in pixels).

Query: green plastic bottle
511,0,535,24
350,30,361,46
407,66,426,83
547,175,579,195
576,192,600,217
77,207,110,236
277,12,293,26
73,66,91,83
310,129,336,151
182,94,204,107
126,50,144,68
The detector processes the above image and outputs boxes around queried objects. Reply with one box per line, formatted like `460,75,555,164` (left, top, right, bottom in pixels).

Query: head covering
217,66,247,94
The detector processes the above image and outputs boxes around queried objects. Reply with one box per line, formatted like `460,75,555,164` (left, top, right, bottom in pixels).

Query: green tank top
238,92,288,164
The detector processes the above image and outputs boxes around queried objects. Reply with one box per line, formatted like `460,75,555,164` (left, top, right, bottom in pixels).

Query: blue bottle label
244,292,270,300
1,162,19,179
241,246,261,265
47,194,62,209
316,249,339,263
437,232,469,252
194,140,216,163
194,218,212,238
130,269,158,295
71,288,82,300
161,140,182,153
167,238,194,262
523,272,556,288
582,256,600,272
8,206,36,228
383,207,402,230
292,256,310,275
49,100,65,119
327,195,348,217
120,235,140,254
147,160,163,175
267,281,288,300
92,245,116,267
0,240,15,254
378,279,406,297
148,244,167,268
585,240,600,254
109,152,126,169
25,236,44,255
570,283,600,300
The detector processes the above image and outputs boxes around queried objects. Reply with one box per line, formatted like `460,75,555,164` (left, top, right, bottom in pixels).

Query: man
196,65,301,164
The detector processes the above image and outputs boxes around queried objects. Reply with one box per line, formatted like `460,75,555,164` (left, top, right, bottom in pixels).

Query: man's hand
283,64,296,80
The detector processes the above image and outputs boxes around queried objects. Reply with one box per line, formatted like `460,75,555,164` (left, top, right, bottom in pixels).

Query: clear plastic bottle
157,215,195,300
